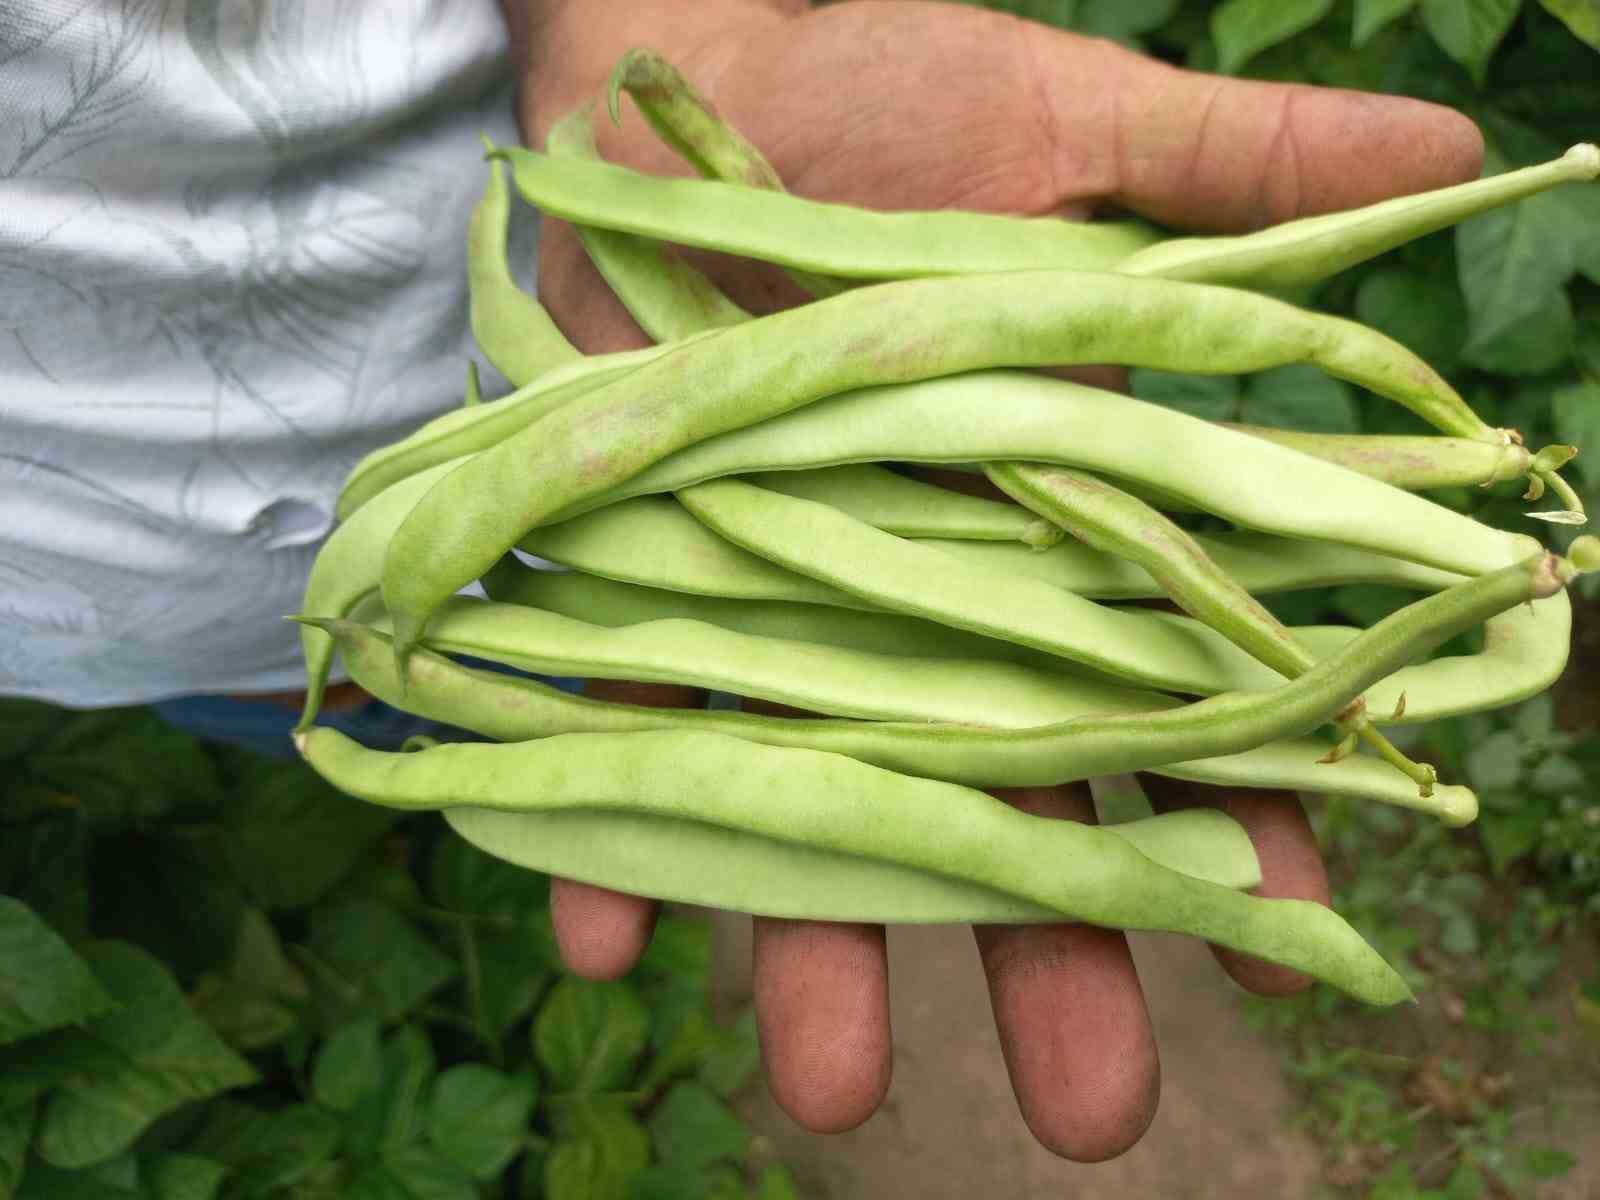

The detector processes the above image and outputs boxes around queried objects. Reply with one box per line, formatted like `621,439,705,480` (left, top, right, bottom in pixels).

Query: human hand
508,0,1482,1160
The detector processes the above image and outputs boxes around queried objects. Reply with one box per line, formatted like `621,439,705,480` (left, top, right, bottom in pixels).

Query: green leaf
185,1102,342,1200
311,1019,383,1113
534,978,649,1095
1419,0,1519,85
1241,364,1360,434
1128,369,1239,421
544,1106,649,1200
647,1083,749,1172
1551,378,1600,485
696,1010,760,1101
1463,728,1523,792
32,942,257,1170
23,709,219,832
344,1146,477,1200
627,1164,744,1200
1073,0,1179,42
1354,268,1469,377
189,909,306,1053
1465,285,1575,376
969,0,1079,24
426,1065,535,1181
0,1103,34,1200
1479,810,1545,875
214,759,394,912
12,1160,144,1200
91,847,247,985
1529,753,1586,794
0,817,89,943
755,1164,800,1200
0,899,113,1046
1538,0,1600,48
302,898,458,1029
1211,0,1335,74
345,1026,437,1160
1522,1144,1578,1179
0,699,65,764
429,833,556,1040
1353,0,1418,46
144,1154,229,1200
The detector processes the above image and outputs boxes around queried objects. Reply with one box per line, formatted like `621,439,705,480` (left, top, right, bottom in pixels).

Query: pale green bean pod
296,724,1408,1004
383,268,1508,662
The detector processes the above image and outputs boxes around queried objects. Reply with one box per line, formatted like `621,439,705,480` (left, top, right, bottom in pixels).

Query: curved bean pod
679,476,1359,695
336,346,669,521
545,109,753,341
986,462,1436,792
382,268,1513,662
361,597,1169,726
483,560,1125,675
1116,143,1600,289
578,372,1529,578
1222,426,1532,492
296,458,465,730
489,144,1162,281
747,464,1060,546
603,54,847,298
468,151,578,385
319,617,1477,825
295,724,1408,1005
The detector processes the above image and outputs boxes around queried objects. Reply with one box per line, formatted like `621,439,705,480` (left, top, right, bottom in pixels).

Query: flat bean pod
490,144,1162,280
336,347,668,521
747,464,1060,545
579,372,1529,578
1116,143,1600,289
517,495,866,608
320,618,1477,824
297,458,465,730
1222,426,1532,492
296,724,1408,1005
679,476,1351,695
483,560,1123,676
364,597,1170,726
468,153,579,385
986,461,1435,792
545,110,754,341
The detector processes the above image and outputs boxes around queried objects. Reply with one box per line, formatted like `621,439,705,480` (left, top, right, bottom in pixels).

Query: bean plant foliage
965,0,1600,1194
0,702,793,1200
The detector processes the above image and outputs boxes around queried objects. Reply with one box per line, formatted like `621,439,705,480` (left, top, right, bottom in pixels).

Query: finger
548,678,710,979
752,916,893,1133
972,783,1159,1161
1138,774,1330,996
1018,22,1484,230
737,694,894,1131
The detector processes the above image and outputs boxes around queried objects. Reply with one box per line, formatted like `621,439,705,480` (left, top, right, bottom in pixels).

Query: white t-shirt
1,0,532,706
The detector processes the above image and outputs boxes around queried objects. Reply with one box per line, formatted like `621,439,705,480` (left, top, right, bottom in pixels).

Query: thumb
1024,25,1485,230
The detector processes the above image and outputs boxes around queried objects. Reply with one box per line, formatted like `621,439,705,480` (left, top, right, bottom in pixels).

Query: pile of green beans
292,48,1600,1005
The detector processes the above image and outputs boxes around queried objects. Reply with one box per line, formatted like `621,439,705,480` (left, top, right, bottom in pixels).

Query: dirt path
710,916,1325,1198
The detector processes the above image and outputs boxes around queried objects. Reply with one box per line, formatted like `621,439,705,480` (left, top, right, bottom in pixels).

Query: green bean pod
489,144,1162,281
545,109,753,341
317,618,1478,825
467,151,579,385
336,346,670,521
1222,426,1533,491
748,465,1060,545
1116,143,1600,289
382,268,1509,662
362,597,1171,726
604,51,847,298
576,372,1529,578
296,724,1408,1005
